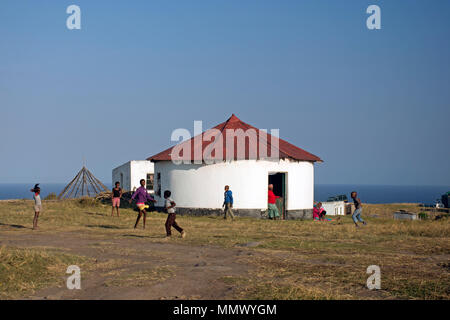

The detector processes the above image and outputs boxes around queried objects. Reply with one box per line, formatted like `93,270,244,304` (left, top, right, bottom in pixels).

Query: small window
156,172,161,197
146,173,154,191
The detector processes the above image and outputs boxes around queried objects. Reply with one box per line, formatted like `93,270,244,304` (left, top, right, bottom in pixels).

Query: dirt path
0,230,258,300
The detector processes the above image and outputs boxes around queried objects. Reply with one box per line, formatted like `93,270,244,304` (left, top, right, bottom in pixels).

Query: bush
418,212,428,220
77,197,101,208
44,193,57,200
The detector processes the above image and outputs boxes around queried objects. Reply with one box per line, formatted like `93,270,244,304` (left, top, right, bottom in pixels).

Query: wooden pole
58,168,82,199
86,168,108,192
81,167,87,197
86,170,100,194
59,166,108,199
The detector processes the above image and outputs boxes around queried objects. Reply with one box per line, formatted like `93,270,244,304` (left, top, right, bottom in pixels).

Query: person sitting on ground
318,203,327,221
268,184,280,220
129,179,156,229
313,202,324,221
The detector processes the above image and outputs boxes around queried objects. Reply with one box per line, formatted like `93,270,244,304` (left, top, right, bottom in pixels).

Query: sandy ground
1,201,447,300
0,229,260,300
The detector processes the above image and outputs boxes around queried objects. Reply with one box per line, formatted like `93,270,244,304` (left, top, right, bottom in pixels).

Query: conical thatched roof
58,166,108,199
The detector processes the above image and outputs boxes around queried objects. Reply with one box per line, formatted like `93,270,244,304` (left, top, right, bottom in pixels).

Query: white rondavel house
144,114,322,219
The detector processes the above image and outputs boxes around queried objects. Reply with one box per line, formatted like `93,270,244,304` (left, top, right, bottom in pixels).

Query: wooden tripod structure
58,166,109,199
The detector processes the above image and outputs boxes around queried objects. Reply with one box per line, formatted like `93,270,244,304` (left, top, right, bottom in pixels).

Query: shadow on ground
0,223,28,229
85,224,124,229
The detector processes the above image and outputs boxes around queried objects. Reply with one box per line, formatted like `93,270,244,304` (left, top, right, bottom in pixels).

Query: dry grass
0,246,87,299
0,199,448,299
104,266,176,287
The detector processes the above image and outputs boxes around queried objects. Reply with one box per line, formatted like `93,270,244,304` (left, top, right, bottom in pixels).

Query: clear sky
0,0,449,186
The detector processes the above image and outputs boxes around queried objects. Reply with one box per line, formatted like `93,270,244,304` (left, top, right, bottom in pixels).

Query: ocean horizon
0,183,448,205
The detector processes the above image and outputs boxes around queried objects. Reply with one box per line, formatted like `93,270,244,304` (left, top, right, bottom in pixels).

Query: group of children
313,202,327,221
30,182,367,233
112,179,186,238
313,191,367,227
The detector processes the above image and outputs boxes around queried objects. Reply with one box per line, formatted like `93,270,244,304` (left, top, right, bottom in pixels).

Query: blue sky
0,0,449,186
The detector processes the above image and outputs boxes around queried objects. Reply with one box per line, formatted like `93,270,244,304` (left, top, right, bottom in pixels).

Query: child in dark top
351,191,367,227
111,181,123,217
164,190,185,239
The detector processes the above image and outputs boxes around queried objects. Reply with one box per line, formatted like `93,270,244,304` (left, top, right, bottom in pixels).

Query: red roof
147,114,322,162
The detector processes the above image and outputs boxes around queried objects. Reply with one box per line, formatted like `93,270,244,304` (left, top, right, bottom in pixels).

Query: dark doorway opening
268,172,286,220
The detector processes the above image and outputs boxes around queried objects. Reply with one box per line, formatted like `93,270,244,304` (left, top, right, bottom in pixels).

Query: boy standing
351,191,367,227
164,190,185,239
129,179,156,229
30,184,42,230
223,185,235,220
111,181,123,217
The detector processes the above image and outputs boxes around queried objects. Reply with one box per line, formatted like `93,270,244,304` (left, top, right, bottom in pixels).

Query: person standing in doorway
268,184,280,220
351,191,366,227
223,185,235,220
30,184,42,230
129,179,156,229
111,181,123,217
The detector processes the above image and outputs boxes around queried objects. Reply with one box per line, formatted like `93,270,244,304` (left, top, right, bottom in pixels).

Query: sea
0,183,449,205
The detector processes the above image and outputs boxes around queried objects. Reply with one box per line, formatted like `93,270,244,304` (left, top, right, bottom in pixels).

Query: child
223,185,235,220
164,190,185,239
129,179,156,229
30,184,42,230
111,181,123,217
313,202,323,221
351,191,367,227
318,202,327,221
268,184,280,220
313,202,334,222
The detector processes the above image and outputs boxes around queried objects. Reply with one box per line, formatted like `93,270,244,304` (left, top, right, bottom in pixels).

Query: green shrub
418,212,428,220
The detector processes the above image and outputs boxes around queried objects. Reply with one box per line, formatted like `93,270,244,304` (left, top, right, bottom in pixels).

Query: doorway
268,172,286,220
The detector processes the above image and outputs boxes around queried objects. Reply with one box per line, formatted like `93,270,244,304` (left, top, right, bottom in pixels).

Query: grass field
0,199,448,300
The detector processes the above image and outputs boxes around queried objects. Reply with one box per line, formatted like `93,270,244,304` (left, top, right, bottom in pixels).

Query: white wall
153,159,314,210
130,161,154,192
322,201,346,216
112,161,154,192
112,162,131,191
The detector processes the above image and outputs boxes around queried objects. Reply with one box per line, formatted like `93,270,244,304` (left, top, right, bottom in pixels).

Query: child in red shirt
268,184,280,220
